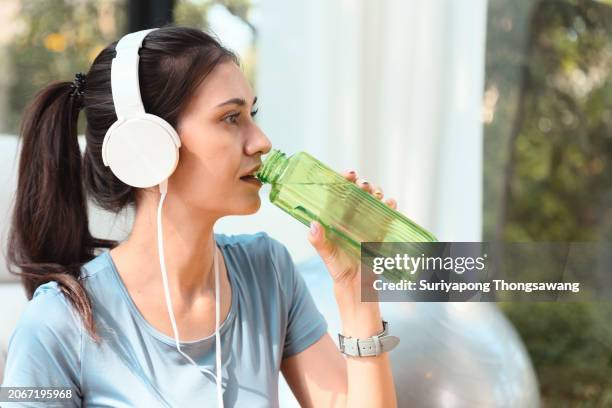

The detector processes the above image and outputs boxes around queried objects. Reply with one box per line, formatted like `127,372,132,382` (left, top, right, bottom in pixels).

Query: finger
356,178,373,193
342,170,358,182
373,186,384,200
384,198,397,209
307,221,337,263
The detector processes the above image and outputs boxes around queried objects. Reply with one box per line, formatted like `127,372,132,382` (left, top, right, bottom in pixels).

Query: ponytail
6,80,115,340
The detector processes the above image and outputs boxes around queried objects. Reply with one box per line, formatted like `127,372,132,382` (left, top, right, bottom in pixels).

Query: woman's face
171,61,271,216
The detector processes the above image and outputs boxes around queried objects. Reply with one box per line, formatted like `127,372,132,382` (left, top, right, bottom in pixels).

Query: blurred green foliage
484,0,612,405
174,0,257,83
1,0,127,134
1,0,256,135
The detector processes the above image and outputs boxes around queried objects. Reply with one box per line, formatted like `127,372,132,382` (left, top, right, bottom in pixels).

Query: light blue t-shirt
1,232,328,407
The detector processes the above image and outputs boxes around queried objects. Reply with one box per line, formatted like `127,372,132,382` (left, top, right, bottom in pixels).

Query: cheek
174,125,244,197
173,118,245,203
177,144,237,187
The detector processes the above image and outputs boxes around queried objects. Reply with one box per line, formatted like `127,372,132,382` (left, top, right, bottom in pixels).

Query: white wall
256,0,487,242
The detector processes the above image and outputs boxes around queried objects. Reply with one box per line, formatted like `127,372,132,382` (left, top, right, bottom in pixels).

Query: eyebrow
215,96,258,108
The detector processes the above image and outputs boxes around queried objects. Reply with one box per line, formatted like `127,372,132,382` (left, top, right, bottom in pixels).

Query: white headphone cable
157,180,224,407
214,234,223,408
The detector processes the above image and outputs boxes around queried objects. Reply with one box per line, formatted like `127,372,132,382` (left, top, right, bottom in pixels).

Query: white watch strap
338,320,400,357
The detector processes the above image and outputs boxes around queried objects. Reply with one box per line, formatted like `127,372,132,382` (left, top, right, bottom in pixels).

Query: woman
2,26,397,407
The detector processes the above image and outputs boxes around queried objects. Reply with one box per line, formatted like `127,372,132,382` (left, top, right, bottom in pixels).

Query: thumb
307,221,337,263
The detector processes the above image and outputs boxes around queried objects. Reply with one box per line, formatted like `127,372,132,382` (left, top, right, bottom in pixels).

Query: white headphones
103,28,225,407
102,28,181,189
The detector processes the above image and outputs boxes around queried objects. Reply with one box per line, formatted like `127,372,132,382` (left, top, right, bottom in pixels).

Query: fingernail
310,222,319,235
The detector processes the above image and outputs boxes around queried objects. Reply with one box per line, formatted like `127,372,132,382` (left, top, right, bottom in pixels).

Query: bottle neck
256,149,289,184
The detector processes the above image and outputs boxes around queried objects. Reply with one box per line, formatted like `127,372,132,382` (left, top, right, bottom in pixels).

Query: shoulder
9,281,82,349
216,229,293,258
215,231,296,288
79,249,115,280
2,281,83,390
216,231,291,265
216,230,275,250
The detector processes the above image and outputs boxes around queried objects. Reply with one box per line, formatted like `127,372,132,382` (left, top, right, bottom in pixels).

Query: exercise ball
295,257,541,408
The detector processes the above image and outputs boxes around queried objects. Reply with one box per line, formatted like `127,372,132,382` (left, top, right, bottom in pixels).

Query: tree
484,0,612,405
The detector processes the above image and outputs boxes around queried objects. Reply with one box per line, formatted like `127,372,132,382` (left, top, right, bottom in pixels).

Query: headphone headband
111,28,158,119
103,27,180,189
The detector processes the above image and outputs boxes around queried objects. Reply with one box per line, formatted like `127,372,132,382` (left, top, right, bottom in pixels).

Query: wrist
341,316,384,339
335,290,383,338
338,320,400,358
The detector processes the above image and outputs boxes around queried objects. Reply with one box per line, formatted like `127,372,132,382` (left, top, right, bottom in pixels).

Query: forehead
192,61,255,109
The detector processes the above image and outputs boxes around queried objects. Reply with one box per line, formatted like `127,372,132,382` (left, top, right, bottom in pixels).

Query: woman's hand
306,170,400,408
307,170,398,296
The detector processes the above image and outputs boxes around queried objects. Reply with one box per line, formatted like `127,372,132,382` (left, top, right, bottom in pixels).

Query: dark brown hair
6,26,237,339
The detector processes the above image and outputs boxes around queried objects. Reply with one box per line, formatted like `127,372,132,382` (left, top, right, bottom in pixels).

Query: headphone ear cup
102,114,180,188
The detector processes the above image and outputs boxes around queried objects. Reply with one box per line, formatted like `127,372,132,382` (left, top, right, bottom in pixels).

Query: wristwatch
338,320,400,357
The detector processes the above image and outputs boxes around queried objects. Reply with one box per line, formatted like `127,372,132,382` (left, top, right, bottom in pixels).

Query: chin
233,196,262,215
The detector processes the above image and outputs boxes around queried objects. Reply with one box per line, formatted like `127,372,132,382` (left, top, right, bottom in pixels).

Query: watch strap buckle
337,320,399,357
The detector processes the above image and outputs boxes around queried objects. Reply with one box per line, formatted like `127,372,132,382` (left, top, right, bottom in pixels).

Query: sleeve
1,282,83,407
268,237,329,360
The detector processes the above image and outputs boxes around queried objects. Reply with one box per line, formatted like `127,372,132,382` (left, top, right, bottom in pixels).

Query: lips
240,164,262,180
240,175,262,186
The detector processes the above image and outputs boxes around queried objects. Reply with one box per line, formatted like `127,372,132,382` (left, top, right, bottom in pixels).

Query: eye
223,112,240,125
250,108,259,117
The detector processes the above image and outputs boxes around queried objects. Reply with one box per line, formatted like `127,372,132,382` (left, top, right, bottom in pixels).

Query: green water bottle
256,149,438,262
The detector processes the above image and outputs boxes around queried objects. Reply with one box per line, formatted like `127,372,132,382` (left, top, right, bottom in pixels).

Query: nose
246,123,272,156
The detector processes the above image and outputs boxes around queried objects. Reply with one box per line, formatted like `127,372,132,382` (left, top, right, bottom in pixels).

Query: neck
122,189,220,302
